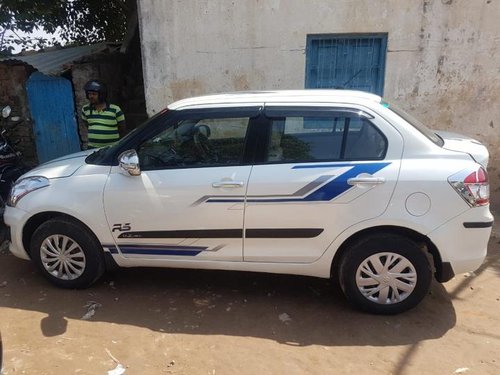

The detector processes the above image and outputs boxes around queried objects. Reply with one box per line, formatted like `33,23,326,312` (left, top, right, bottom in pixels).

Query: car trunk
434,130,489,167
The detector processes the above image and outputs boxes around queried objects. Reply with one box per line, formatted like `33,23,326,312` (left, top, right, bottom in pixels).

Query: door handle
347,176,386,185
212,181,245,188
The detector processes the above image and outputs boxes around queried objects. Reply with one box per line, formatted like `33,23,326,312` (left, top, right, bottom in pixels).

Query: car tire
30,217,105,289
339,234,432,314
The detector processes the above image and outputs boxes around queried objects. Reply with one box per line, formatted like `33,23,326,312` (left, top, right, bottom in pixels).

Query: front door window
137,117,250,169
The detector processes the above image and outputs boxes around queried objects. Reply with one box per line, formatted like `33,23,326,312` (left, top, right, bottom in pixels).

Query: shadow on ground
0,242,458,348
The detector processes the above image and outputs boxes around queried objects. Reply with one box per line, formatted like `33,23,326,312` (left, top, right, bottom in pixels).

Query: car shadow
0,247,456,348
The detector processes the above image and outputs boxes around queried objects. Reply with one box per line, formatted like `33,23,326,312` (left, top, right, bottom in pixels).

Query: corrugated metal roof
0,43,116,75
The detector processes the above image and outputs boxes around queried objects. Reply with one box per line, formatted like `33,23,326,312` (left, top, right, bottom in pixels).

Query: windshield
381,100,444,146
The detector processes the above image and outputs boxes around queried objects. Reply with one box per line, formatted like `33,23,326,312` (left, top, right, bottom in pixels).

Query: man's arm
115,106,126,138
80,107,90,149
81,106,90,129
118,120,127,138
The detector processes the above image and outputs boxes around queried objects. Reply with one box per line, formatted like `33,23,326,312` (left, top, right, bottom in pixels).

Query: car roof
168,90,382,110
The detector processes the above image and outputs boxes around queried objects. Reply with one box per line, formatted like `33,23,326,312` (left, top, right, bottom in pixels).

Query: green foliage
0,0,131,54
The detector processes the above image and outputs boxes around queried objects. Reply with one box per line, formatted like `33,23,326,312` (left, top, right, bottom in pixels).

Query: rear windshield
381,100,444,146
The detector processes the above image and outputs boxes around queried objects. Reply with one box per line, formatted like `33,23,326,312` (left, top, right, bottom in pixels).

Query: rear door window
263,108,387,163
381,100,444,146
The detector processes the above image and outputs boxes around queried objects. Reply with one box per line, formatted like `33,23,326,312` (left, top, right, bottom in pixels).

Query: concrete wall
138,0,500,206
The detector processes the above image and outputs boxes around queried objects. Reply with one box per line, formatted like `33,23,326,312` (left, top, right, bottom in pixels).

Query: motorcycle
0,106,29,214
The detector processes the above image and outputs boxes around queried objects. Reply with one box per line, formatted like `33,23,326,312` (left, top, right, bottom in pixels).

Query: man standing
81,80,126,149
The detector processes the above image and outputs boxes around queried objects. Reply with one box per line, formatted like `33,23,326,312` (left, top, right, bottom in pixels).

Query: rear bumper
428,208,493,279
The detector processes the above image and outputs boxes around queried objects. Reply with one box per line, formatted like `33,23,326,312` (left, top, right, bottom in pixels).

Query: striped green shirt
81,103,125,147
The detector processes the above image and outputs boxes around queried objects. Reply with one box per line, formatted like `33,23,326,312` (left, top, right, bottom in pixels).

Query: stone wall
72,58,126,147
72,47,147,148
0,63,37,166
138,0,500,207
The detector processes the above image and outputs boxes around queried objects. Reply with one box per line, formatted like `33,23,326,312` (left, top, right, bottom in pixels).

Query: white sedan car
4,90,494,314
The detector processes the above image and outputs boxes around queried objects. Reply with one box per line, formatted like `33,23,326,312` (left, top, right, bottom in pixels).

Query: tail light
449,167,489,207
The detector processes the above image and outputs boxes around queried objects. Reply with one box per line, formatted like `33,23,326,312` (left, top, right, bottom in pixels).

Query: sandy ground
0,217,499,375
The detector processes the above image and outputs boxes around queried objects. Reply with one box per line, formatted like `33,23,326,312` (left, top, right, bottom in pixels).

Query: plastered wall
138,0,500,206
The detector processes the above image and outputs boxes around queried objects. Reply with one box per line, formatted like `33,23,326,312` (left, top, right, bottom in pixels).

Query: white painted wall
138,0,500,206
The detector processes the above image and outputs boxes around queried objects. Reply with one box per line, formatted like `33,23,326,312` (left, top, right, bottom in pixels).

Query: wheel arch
22,211,100,259
330,225,445,282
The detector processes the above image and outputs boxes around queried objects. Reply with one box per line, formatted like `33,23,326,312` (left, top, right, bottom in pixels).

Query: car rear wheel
31,217,105,288
339,234,432,314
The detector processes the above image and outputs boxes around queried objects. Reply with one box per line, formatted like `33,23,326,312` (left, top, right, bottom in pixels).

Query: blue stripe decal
245,198,302,203
292,163,368,169
205,162,390,203
207,199,245,203
304,162,390,201
103,244,118,254
121,249,202,256
118,244,206,256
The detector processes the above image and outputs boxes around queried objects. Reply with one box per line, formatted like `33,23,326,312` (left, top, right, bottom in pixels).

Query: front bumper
3,206,31,260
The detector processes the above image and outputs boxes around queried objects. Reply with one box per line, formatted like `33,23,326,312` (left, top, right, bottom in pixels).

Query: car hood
435,130,489,167
22,150,95,179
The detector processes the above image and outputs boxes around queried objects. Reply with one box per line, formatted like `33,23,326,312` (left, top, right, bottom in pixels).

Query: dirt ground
0,215,499,375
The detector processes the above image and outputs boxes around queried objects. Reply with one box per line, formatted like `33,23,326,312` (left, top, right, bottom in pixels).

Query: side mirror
2,106,11,119
118,149,141,176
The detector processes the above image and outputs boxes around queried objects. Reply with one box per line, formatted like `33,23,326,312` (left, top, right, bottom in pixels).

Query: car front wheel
339,234,432,314
30,217,105,288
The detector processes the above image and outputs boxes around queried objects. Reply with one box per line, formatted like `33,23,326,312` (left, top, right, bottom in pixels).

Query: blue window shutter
305,34,388,96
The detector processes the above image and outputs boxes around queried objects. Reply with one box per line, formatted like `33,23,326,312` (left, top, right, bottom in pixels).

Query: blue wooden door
26,72,81,163
305,34,387,95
